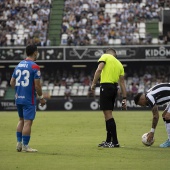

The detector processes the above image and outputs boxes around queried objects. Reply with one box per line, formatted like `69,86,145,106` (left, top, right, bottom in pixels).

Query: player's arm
34,79,43,96
10,77,16,88
91,62,105,91
34,79,46,106
147,105,159,142
119,75,127,110
151,105,159,129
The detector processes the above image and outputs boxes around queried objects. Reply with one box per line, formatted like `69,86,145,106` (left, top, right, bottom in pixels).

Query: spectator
165,31,170,44
130,83,139,97
66,75,74,86
0,0,51,46
62,0,160,45
64,85,71,100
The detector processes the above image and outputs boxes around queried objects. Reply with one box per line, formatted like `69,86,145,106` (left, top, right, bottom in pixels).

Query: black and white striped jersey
146,83,170,108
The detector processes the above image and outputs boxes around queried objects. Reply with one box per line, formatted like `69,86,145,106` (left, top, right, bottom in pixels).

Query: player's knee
19,119,24,125
24,120,33,127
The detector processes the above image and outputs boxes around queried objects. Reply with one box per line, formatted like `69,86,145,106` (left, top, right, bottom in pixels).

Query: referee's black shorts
100,83,118,111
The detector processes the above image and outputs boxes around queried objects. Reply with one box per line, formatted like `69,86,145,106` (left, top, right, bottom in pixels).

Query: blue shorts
17,104,36,120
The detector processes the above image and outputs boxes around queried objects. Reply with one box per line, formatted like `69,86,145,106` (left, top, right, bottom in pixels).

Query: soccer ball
142,133,155,146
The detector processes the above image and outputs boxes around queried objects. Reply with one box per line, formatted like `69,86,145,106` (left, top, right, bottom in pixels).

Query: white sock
166,123,170,141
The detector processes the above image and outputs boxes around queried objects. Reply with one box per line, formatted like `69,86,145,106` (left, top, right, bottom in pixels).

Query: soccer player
134,83,170,148
91,48,127,148
10,45,46,152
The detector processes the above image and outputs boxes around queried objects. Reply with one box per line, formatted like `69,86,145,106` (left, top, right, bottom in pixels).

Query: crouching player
134,83,170,148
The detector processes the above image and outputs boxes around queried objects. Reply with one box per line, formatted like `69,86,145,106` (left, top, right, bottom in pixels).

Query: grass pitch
0,111,170,170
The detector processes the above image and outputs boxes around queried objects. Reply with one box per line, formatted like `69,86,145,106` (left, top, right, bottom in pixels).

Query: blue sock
16,132,22,142
22,135,30,146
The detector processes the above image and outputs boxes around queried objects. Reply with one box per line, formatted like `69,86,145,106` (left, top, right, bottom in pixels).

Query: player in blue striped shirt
10,45,46,152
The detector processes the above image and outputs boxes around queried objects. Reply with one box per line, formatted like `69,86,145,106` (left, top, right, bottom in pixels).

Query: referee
134,83,170,148
91,48,127,148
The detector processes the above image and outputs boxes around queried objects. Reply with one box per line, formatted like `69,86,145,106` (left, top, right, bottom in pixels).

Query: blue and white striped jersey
146,83,170,108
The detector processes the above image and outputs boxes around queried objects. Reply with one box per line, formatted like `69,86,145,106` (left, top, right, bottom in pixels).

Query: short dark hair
106,48,117,57
26,44,37,56
134,93,143,105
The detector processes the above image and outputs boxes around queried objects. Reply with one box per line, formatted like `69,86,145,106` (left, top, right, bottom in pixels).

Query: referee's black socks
106,118,119,144
106,120,111,142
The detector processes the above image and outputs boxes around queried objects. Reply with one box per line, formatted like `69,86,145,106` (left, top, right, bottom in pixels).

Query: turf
0,111,170,170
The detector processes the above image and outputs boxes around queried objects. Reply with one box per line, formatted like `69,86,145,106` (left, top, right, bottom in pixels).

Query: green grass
0,111,170,170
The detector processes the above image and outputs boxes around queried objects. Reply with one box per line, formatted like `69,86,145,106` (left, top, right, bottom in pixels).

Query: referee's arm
91,62,105,91
119,75,127,99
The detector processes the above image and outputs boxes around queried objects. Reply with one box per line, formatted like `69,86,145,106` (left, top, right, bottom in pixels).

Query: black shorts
100,83,118,111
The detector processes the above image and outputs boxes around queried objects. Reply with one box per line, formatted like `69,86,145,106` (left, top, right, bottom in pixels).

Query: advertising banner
0,46,170,62
65,46,170,61
0,98,155,111
0,47,64,62
0,100,17,111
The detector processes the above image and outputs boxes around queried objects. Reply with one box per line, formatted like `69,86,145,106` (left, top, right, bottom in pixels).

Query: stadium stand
0,0,51,46
1,0,170,99
0,80,8,98
38,64,170,98
48,0,64,45
61,0,165,46
1,64,170,99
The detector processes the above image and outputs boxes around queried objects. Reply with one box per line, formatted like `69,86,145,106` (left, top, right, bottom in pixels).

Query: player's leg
22,119,33,146
16,104,24,152
22,105,37,152
160,105,170,148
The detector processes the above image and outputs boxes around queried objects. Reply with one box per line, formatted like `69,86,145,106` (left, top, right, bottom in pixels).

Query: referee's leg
104,110,119,146
100,84,119,147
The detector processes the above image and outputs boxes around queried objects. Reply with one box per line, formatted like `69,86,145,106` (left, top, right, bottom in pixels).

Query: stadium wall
0,45,169,111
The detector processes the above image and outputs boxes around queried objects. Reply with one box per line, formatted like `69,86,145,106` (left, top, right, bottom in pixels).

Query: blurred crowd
61,0,169,46
40,65,170,97
159,0,170,7
1,65,170,98
1,0,170,47
0,0,51,46
125,65,170,97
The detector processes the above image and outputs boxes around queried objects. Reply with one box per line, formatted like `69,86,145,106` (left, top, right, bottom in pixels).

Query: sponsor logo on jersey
18,64,28,68
37,70,41,76
17,96,25,99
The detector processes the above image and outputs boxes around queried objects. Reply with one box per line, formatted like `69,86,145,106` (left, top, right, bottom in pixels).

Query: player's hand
40,98,46,106
147,132,154,143
91,83,96,91
121,99,127,110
